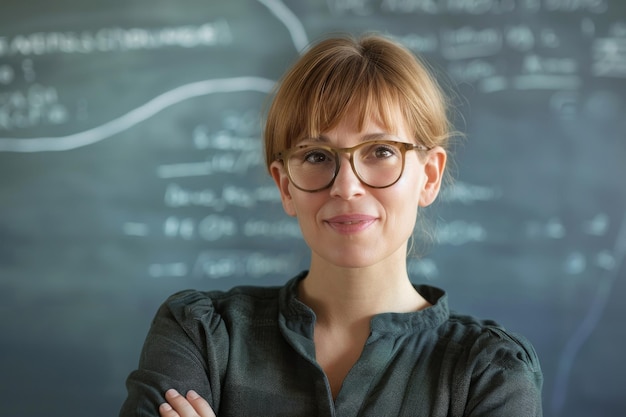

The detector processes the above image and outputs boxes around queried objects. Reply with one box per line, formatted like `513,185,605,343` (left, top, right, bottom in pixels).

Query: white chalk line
0,0,308,153
0,77,275,152
550,211,626,415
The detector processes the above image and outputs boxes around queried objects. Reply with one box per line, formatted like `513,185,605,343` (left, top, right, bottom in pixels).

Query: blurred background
1,0,625,416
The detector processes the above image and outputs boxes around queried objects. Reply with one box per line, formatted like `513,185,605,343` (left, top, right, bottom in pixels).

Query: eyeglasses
274,136,430,192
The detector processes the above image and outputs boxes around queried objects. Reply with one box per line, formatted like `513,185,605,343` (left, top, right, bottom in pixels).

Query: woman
120,33,543,417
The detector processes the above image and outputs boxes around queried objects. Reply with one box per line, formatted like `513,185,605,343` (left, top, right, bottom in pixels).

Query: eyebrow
302,132,394,144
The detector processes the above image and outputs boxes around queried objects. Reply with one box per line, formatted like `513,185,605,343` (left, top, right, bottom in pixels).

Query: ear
270,160,297,217
419,146,447,207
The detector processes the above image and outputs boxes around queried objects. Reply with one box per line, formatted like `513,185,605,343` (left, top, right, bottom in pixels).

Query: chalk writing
164,184,220,210
564,251,586,274
544,0,608,13
379,0,515,14
521,0,541,12
0,21,233,58
440,27,502,60
440,181,501,204
0,77,275,152
1,3,624,416
243,219,302,239
191,251,299,279
478,76,508,93
164,216,196,240
446,0,515,14
526,217,566,239
21,58,35,82
592,37,626,77
198,215,238,241
549,91,580,119
504,25,535,51
447,59,496,84
0,64,13,84
164,183,280,210
513,74,581,90
161,214,300,241
192,128,260,152
595,249,616,270
523,54,578,74
157,152,263,178
390,33,439,53
332,0,612,14
583,213,610,236
436,220,487,245
328,0,374,15
0,84,69,131
380,0,438,14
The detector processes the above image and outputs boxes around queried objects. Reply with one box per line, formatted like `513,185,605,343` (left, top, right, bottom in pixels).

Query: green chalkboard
1,1,625,416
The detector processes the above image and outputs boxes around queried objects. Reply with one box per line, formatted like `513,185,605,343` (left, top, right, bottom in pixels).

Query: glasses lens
285,140,406,191
287,147,337,191
353,141,404,187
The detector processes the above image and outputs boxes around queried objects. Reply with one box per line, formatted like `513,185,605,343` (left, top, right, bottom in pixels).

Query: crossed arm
159,389,216,417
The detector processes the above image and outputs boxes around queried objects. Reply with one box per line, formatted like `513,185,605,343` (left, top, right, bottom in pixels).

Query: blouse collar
279,271,450,337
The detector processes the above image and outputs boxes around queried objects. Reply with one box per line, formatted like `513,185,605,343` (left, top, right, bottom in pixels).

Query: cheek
393,167,424,201
290,195,327,247
392,195,420,227
290,190,324,219
383,178,422,223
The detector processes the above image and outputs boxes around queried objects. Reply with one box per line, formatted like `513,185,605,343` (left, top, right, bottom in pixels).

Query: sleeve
119,290,228,417
464,327,544,417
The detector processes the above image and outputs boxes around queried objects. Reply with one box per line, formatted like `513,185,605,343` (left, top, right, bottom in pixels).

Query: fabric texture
120,271,543,416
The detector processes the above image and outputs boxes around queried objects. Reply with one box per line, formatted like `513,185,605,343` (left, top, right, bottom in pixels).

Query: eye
363,143,401,160
302,148,334,164
374,145,398,158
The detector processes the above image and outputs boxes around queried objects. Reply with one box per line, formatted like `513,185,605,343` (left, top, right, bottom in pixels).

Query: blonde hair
264,33,453,171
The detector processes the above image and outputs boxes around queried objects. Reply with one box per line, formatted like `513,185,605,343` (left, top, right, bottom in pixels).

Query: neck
299,253,428,328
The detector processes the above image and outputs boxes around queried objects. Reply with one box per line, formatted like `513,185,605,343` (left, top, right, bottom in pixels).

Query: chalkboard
1,1,625,416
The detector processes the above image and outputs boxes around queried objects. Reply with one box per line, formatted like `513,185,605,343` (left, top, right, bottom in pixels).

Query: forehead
313,106,411,141
305,101,408,139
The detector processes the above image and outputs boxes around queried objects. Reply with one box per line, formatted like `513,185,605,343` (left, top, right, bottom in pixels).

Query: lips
324,214,377,234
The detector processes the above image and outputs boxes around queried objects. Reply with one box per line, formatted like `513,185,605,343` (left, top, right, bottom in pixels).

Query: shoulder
436,313,544,414
442,312,542,376
159,284,283,329
415,283,540,373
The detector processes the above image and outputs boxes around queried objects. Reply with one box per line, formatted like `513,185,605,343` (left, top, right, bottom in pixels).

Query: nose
329,154,365,199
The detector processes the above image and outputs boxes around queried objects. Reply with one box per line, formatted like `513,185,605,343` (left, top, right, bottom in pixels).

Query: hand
159,389,216,417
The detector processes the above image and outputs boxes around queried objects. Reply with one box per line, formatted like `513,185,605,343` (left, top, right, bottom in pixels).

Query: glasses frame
274,138,430,192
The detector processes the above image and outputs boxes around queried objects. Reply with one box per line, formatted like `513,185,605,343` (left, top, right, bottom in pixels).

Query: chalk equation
330,0,609,15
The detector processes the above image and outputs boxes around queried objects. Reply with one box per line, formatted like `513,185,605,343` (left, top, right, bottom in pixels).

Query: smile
324,214,377,234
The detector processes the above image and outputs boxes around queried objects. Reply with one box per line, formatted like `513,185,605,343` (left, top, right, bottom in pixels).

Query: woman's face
270,111,446,269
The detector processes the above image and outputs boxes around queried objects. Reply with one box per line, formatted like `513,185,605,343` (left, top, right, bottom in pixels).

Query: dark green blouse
120,272,543,416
